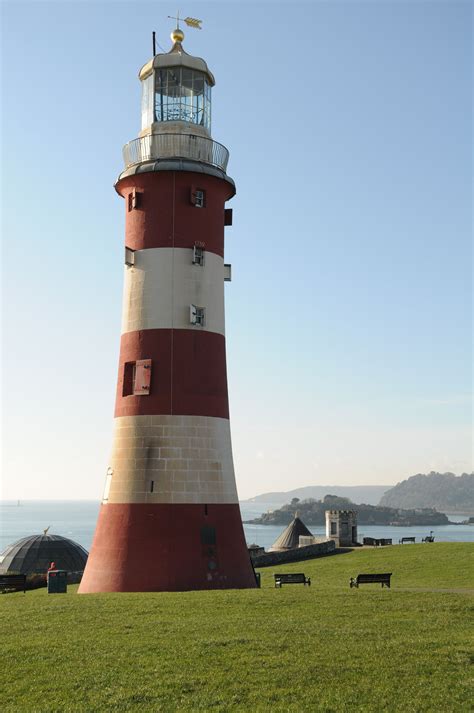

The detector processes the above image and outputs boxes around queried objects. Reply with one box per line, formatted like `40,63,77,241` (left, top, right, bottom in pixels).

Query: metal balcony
122,133,229,172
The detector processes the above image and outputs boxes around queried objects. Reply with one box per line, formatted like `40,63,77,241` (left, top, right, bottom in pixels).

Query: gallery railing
123,133,229,172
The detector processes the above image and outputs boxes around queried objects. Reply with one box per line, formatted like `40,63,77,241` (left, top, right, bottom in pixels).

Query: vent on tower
190,305,205,326
193,245,205,266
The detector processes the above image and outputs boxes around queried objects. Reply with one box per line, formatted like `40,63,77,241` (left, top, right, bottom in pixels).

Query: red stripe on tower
79,25,256,592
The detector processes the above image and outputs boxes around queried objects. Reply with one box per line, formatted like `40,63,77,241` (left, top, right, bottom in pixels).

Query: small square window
190,304,205,326
191,187,206,208
193,245,205,266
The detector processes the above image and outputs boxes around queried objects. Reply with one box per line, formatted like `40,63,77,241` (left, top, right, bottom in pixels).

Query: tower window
190,188,205,208
123,359,152,396
128,188,141,211
150,480,154,493
190,305,205,326
330,522,337,535
125,247,135,266
193,245,205,266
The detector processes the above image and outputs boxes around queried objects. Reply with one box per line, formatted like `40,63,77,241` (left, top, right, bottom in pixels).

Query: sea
1,500,473,553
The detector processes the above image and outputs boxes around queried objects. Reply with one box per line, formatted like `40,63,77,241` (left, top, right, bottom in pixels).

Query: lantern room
139,28,215,137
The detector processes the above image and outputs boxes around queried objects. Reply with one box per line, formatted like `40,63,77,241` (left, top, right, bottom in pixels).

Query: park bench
0,574,26,594
363,538,393,547
422,532,435,543
350,573,392,589
399,537,416,544
274,573,311,588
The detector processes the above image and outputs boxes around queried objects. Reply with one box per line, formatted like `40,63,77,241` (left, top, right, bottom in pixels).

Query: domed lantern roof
0,534,88,575
139,32,215,86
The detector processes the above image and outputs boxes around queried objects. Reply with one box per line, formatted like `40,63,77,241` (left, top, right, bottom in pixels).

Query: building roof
139,41,215,86
270,516,313,551
0,534,88,576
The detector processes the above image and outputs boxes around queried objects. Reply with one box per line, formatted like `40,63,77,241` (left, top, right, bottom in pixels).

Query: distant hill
243,485,391,508
379,472,474,513
245,494,450,527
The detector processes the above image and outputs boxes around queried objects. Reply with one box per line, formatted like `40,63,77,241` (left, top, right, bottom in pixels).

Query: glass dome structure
0,534,88,575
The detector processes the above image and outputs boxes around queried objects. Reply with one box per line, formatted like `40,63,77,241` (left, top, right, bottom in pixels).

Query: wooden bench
399,537,416,544
350,573,392,589
0,574,26,594
363,538,393,547
274,573,311,588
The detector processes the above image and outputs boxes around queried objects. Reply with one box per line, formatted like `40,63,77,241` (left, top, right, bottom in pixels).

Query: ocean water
0,500,473,554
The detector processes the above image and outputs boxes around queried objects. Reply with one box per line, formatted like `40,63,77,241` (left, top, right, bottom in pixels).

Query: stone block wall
251,539,336,568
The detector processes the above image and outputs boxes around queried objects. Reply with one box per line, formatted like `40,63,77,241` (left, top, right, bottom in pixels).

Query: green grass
3,543,473,712
259,541,474,590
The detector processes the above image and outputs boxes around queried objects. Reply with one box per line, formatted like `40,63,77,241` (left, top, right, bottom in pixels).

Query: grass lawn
2,543,473,712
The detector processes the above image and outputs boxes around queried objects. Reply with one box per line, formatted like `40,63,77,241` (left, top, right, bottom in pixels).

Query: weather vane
168,11,202,31
152,12,203,55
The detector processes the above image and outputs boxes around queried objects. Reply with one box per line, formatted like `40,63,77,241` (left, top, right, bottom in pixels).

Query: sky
1,0,472,501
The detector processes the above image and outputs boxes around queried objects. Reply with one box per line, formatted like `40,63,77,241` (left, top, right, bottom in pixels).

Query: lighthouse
79,25,256,592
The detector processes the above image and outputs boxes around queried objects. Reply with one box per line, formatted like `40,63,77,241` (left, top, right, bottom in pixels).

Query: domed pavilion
0,533,88,576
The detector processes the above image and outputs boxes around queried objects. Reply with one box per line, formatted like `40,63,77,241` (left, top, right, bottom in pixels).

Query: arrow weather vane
168,11,202,30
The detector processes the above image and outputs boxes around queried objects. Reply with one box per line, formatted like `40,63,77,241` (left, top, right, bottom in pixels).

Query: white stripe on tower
121,248,226,336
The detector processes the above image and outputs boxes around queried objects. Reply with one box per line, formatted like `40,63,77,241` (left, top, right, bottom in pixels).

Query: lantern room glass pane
154,68,211,130
141,74,154,130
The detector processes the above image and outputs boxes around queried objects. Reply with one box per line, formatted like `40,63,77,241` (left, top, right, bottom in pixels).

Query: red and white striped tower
79,27,256,592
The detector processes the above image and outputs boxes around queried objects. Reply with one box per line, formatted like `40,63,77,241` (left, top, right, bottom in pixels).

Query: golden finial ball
171,28,185,43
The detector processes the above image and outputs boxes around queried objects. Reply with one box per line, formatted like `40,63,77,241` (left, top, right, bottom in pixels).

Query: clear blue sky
1,1,472,500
